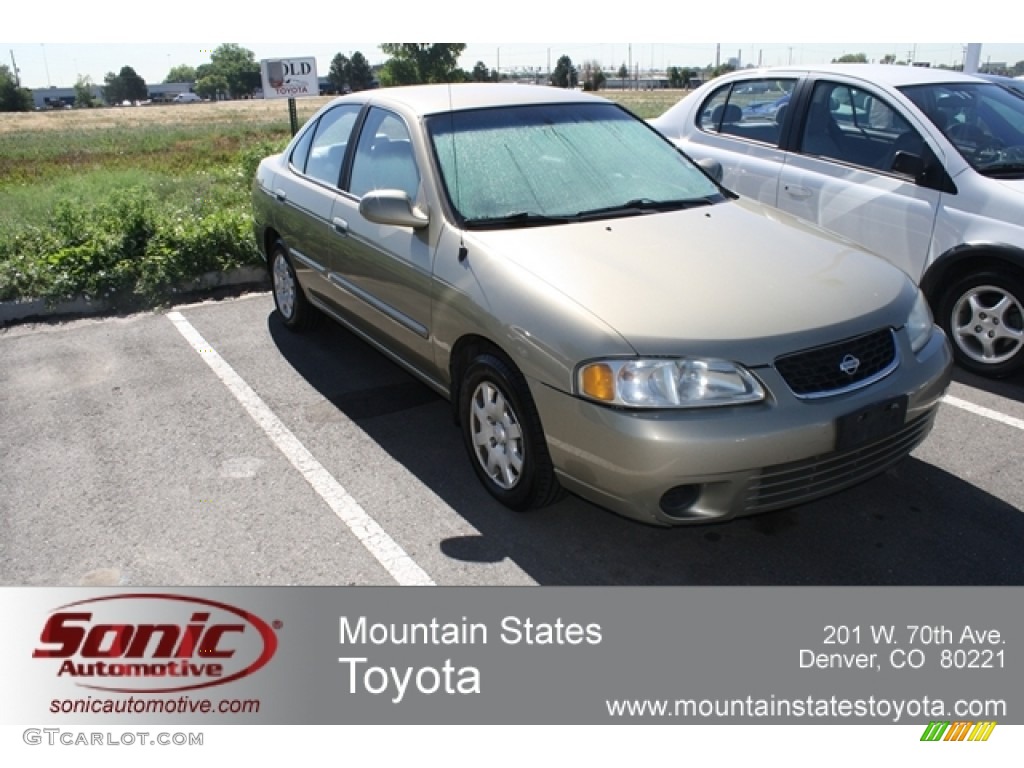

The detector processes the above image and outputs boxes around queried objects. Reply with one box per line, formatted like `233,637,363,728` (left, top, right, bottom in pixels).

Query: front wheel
937,270,1024,377
459,353,563,511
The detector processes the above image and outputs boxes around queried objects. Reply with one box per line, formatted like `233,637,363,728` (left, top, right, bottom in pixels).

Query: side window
799,82,924,175
697,85,734,133
348,108,421,201
288,124,315,175
698,78,796,147
304,105,361,188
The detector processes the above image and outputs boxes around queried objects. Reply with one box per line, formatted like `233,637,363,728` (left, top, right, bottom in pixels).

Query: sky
6,43,1024,90
3,2,1022,89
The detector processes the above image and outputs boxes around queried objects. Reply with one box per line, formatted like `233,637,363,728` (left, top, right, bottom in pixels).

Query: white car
172,92,202,103
652,65,1024,377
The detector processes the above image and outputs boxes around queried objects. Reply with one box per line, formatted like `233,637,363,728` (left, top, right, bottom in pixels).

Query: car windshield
900,82,1024,177
427,102,724,227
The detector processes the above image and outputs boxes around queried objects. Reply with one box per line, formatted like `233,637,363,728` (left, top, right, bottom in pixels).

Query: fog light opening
659,485,701,519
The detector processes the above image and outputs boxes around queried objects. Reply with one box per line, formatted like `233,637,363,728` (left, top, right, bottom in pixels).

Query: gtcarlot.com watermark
23,729,203,747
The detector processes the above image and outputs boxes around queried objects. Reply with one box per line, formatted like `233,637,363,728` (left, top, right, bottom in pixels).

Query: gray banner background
3,587,1020,725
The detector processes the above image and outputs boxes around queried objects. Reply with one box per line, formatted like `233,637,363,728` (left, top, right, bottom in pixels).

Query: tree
551,55,578,88
328,53,351,93
195,74,228,101
0,64,32,112
581,60,606,91
102,66,146,104
207,43,260,98
617,62,629,87
74,75,98,108
165,64,197,83
348,52,375,91
471,61,491,82
378,44,466,85
832,53,868,64
881,54,897,65
667,66,685,88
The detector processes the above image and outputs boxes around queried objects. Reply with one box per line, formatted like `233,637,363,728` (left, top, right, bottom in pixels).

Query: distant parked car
251,83,951,526
652,64,1024,377
172,92,202,103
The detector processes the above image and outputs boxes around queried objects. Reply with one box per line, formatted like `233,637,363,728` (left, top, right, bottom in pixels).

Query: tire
459,353,563,511
270,240,317,331
937,270,1024,377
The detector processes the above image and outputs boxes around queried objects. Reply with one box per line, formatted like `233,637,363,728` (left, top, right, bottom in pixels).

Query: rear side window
698,78,796,147
304,105,361,188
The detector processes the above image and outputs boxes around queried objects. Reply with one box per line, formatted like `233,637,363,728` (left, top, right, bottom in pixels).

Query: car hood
465,199,914,363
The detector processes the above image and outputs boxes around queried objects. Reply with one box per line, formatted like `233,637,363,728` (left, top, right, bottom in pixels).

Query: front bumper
532,329,953,526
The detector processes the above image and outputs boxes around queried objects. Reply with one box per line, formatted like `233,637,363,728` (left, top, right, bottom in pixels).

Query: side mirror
695,156,724,184
891,151,925,178
359,190,429,229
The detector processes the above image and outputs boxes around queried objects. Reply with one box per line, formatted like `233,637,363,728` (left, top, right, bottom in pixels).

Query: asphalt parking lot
2,291,1022,586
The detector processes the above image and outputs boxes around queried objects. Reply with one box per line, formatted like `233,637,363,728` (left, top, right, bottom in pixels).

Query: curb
0,266,270,326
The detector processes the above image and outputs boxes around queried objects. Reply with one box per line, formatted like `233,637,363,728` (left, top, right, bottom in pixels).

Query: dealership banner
1,588,1020,726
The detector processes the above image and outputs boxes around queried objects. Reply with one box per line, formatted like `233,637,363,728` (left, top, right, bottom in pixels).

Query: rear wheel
938,270,1024,377
459,353,562,511
270,240,317,331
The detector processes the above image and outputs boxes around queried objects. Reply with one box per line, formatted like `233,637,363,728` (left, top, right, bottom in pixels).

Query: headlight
906,290,934,353
577,358,765,408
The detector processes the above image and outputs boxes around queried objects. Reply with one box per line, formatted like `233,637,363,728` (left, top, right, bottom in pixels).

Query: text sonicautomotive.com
23,729,204,747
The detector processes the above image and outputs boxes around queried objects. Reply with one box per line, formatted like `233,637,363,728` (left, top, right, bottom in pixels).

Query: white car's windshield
900,82,1024,177
428,102,724,227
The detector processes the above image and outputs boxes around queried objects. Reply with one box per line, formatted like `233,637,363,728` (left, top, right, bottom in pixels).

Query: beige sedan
252,84,952,526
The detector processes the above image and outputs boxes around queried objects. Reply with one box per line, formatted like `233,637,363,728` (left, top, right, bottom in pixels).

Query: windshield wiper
574,197,717,220
463,211,575,230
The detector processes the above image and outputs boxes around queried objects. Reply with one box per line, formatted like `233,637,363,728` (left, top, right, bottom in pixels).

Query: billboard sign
260,57,319,99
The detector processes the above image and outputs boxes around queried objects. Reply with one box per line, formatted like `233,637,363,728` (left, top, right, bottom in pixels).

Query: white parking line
167,311,436,587
943,395,1024,432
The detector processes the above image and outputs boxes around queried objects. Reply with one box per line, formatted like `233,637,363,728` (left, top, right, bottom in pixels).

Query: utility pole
41,43,51,87
9,49,20,86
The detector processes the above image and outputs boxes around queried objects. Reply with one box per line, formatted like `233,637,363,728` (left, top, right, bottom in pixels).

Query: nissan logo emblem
839,354,861,376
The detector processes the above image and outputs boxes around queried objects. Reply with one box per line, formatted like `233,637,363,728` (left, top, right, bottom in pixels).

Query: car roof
725,63,989,88
325,83,607,117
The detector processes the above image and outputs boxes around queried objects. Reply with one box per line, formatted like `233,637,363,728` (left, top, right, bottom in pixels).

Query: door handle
274,188,287,202
332,217,349,235
783,184,813,200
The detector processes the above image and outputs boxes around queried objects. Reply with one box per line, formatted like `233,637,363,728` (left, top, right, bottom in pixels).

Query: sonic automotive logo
920,720,997,742
32,594,278,694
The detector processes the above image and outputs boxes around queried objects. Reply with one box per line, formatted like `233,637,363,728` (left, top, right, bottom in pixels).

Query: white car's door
776,79,943,281
671,77,798,208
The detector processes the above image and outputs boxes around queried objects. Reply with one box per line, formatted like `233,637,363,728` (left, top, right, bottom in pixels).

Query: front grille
775,329,897,398
745,410,935,514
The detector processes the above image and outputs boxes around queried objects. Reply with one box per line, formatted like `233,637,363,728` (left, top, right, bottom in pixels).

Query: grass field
0,89,685,306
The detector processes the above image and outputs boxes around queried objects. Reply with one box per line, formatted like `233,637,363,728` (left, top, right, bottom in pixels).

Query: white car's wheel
939,271,1024,377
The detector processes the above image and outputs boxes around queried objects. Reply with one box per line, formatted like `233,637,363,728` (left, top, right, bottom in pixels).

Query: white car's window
429,103,722,225
348,108,421,201
697,79,796,147
901,82,1024,175
301,105,361,188
798,81,924,176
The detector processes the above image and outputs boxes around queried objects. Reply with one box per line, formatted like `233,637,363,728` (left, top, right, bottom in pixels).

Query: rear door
272,103,362,305
680,75,799,206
